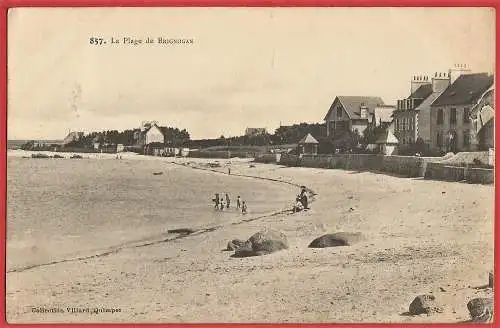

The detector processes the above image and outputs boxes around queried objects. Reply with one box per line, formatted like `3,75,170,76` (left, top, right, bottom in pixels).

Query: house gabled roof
375,130,399,144
409,83,433,100
144,123,165,135
413,91,443,112
324,96,385,120
298,133,319,144
431,73,494,107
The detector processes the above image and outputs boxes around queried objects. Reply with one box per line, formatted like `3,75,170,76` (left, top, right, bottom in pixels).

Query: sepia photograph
5,7,495,323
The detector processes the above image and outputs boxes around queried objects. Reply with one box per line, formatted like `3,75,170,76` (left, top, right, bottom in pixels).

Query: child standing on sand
236,196,241,209
214,193,220,209
225,193,230,209
241,201,247,214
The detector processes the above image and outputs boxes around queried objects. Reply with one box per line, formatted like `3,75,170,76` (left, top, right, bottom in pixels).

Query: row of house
323,64,494,154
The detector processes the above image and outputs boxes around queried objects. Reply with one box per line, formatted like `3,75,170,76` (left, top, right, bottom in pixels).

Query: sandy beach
6,153,493,323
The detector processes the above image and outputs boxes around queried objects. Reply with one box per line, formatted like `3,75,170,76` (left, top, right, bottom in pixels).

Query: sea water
7,156,294,271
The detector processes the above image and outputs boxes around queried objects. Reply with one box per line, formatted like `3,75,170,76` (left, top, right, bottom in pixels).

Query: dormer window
336,106,343,118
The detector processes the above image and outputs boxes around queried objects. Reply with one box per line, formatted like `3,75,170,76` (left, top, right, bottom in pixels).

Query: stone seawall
277,153,493,184
280,154,437,178
425,162,494,184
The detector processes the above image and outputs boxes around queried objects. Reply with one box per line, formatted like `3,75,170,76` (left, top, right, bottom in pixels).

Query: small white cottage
375,130,399,155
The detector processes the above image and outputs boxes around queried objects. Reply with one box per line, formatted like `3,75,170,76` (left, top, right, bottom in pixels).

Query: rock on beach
233,229,289,257
467,298,493,322
308,232,365,248
408,294,444,315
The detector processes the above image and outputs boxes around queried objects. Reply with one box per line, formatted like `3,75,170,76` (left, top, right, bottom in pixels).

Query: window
463,130,470,148
437,109,444,125
463,107,471,123
450,108,457,125
336,106,343,118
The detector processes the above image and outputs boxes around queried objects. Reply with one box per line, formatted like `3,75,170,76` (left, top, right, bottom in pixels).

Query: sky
7,7,495,140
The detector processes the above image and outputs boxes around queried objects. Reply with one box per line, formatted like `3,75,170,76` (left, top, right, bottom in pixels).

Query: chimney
411,75,430,94
448,63,471,84
360,103,368,118
432,71,451,93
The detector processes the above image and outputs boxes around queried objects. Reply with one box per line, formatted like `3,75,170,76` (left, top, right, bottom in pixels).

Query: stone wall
424,162,494,184
275,152,493,184
279,153,442,178
466,167,494,184
424,163,466,181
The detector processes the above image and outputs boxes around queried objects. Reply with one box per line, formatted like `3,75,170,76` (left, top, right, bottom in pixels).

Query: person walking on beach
241,201,247,214
225,193,230,209
236,196,241,209
228,167,231,175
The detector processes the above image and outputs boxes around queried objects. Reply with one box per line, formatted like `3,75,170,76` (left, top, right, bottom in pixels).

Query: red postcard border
0,2,497,328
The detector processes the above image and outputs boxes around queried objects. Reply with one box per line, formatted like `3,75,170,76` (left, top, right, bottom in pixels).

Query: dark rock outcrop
233,229,288,258
489,271,493,288
408,294,444,315
226,239,246,251
168,228,195,235
308,232,365,248
467,298,493,322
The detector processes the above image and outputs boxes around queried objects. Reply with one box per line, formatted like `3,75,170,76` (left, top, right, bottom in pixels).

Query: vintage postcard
6,7,495,323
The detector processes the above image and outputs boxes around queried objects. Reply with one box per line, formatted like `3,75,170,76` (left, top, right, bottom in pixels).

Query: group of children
292,186,309,213
213,193,247,214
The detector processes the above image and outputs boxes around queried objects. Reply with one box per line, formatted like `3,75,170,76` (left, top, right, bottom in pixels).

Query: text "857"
89,38,105,45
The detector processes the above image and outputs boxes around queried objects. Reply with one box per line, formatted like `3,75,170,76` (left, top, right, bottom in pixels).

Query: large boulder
408,294,444,315
308,232,364,248
467,298,493,322
226,239,246,251
233,229,288,257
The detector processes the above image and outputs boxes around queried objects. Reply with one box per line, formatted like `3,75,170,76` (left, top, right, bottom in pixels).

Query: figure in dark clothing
300,187,309,209
241,201,247,214
236,196,241,209
225,193,230,209
213,193,220,209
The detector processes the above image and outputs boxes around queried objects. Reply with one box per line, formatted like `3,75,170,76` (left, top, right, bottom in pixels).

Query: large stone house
324,96,394,139
133,121,168,155
430,72,494,152
393,73,451,149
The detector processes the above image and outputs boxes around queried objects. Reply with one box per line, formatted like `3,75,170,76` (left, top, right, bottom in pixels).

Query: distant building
245,128,267,137
324,96,389,138
134,122,164,147
430,72,494,152
393,76,434,148
375,130,399,155
393,66,472,150
63,131,84,145
298,133,319,156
